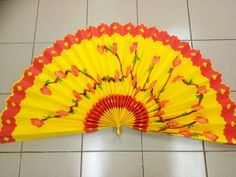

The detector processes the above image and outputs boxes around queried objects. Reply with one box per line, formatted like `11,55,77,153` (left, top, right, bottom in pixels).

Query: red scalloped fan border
0,22,235,144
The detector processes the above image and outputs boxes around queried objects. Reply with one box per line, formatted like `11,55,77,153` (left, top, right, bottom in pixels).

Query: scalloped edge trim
0,22,235,144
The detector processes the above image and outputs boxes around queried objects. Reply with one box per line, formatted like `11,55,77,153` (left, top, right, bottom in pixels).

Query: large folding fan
0,23,236,144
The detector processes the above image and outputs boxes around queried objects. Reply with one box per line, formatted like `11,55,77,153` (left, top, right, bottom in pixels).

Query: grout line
186,0,193,48
17,142,23,177
80,2,88,176
86,0,89,27
0,42,33,44
0,93,10,95
80,134,84,177
31,0,40,64
141,133,145,177
192,38,236,41
202,141,209,177
136,0,139,25
136,3,144,176
2,149,236,153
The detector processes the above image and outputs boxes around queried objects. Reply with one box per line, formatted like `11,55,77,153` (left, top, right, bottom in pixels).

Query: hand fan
0,23,235,144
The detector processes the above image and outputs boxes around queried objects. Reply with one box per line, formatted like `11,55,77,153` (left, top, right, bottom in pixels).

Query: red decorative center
84,95,149,132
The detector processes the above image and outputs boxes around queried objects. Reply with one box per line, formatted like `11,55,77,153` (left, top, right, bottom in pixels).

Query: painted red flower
111,43,117,54
167,121,179,128
87,83,95,94
71,65,79,77
55,71,66,79
151,56,160,65
147,95,156,103
203,131,219,141
97,45,105,54
56,110,69,116
179,130,192,138
134,87,141,97
172,75,184,82
132,75,137,86
73,90,82,101
155,110,164,117
40,86,52,95
197,86,208,94
192,104,204,111
31,118,44,127
172,57,181,67
148,80,157,90
115,70,119,82
195,116,208,124
158,100,169,108
130,42,137,53
126,65,132,77
97,74,103,84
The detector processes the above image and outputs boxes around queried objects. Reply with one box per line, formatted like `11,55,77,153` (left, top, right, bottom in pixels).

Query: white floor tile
20,152,81,177
144,152,206,177
143,133,203,151
83,127,141,151
33,43,53,57
0,94,9,112
231,92,236,99
189,0,236,39
22,135,81,151
88,0,137,26
138,0,190,40
82,152,142,177
193,41,236,89
0,142,22,152
35,0,87,42
0,0,38,42
206,152,236,177
0,153,20,177
0,44,33,93
204,141,236,151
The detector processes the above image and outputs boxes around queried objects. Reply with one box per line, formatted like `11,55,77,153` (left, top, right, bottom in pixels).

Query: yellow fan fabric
0,23,236,144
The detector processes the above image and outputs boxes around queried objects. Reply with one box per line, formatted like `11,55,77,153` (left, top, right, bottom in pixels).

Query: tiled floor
0,0,236,177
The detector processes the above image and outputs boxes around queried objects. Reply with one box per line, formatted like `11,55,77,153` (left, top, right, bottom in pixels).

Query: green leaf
72,99,77,103
192,133,199,138
98,85,102,90
195,95,201,99
132,57,135,63
188,79,193,84
168,68,174,73
136,55,140,60
69,111,75,114
187,124,194,129
159,125,167,129
108,44,112,50
45,79,51,85
148,65,153,72
82,68,87,73
155,119,161,122
84,94,90,99
57,78,63,83
182,112,188,116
